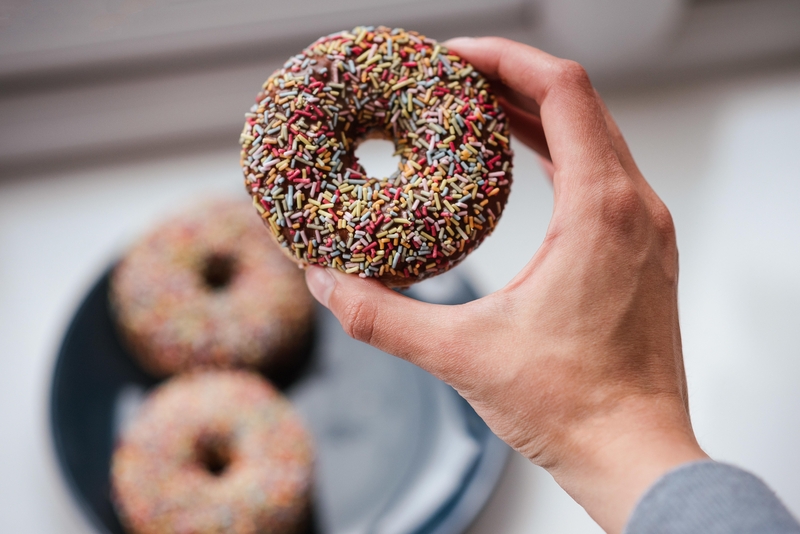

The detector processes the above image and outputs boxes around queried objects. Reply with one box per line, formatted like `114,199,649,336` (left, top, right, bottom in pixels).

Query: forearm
547,396,707,533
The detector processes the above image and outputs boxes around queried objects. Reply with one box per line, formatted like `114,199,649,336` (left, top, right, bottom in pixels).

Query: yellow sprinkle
354,28,367,45
470,121,481,137
492,131,509,143
391,78,417,91
356,49,371,63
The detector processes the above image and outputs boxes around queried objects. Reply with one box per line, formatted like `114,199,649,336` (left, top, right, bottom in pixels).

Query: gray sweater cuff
624,460,800,534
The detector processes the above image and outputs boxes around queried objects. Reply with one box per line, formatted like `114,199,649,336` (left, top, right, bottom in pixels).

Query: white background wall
2,61,800,532
4,0,800,171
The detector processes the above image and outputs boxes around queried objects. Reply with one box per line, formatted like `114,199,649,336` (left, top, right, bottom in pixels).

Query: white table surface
2,66,800,533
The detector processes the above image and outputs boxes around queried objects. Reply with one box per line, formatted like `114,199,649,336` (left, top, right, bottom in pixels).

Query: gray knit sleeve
624,461,800,534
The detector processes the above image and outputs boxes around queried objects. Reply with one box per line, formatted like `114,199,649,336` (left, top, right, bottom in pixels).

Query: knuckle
650,201,679,280
651,201,676,241
599,179,643,230
340,296,376,344
553,60,591,90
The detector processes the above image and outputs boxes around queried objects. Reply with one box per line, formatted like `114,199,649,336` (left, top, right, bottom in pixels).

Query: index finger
444,37,622,184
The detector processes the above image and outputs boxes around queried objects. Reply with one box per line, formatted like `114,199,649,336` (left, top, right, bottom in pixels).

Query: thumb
305,267,474,378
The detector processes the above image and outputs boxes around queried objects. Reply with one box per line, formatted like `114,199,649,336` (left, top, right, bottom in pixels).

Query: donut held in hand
240,26,513,287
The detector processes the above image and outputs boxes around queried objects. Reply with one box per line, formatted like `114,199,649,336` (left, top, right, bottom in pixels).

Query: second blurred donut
110,199,315,378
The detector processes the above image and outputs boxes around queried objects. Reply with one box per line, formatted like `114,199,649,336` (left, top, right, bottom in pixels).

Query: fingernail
442,37,476,48
305,267,335,307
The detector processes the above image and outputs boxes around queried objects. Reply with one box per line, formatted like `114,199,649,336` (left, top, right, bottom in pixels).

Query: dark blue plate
50,267,509,534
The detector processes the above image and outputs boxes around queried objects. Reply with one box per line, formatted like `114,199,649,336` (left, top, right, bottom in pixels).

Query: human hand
305,37,707,533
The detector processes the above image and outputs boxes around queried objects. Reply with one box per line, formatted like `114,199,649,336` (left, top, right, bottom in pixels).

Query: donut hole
201,253,237,290
353,137,401,181
195,433,232,476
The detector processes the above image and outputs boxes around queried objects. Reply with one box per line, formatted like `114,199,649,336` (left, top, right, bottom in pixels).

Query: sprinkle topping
240,26,513,286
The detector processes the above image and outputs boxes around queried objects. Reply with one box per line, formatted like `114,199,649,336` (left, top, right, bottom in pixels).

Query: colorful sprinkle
240,26,513,287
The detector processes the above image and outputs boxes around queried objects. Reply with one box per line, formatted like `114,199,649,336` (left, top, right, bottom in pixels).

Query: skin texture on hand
304,37,708,534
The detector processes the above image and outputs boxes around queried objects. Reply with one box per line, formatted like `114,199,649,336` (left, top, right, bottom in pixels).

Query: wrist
547,394,708,534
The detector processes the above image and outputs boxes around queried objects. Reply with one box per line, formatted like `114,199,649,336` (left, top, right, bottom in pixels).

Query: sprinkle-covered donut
240,26,513,287
111,371,314,534
110,200,315,377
